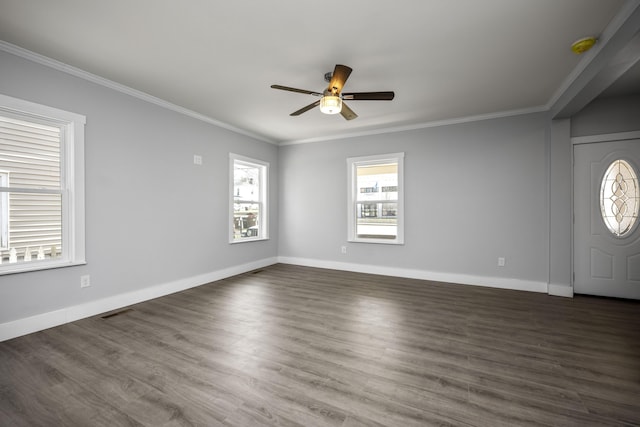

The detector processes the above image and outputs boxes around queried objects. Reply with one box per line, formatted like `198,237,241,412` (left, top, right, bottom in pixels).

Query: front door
574,139,640,299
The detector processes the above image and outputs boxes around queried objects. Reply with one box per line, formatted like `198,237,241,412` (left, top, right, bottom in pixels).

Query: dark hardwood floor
1,264,639,426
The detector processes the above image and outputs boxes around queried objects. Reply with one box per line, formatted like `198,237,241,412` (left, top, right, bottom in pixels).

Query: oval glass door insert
600,159,639,237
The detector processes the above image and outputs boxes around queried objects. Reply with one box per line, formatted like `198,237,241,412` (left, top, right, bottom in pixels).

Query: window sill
229,237,269,244
0,259,87,276
348,237,404,245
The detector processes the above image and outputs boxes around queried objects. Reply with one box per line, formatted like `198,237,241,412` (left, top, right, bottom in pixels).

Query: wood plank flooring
1,264,639,426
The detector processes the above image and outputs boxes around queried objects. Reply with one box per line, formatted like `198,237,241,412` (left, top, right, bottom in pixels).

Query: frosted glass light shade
319,96,342,114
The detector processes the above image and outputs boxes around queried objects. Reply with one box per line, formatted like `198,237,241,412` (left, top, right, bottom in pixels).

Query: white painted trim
346,152,405,245
546,0,640,113
280,106,547,146
0,93,87,275
0,92,86,124
229,153,270,243
548,283,574,298
278,256,548,294
0,257,277,342
571,130,640,145
0,40,276,145
0,41,549,147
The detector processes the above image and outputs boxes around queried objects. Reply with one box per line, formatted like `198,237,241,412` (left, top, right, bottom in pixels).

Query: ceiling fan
271,64,395,120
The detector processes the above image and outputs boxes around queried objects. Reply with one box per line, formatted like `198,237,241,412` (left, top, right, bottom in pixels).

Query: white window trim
0,170,8,250
0,93,86,275
229,153,269,243
347,152,405,245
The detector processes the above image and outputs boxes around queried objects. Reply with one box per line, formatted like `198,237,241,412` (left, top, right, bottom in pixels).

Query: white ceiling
0,0,635,144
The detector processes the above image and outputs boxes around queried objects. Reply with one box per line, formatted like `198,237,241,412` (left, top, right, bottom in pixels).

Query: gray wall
7,45,635,329
0,50,278,324
279,113,549,285
545,93,640,296
548,119,572,293
571,94,640,137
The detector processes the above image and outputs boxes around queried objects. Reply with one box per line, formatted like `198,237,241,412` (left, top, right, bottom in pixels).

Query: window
347,152,404,244
230,154,268,242
600,158,639,237
0,93,85,274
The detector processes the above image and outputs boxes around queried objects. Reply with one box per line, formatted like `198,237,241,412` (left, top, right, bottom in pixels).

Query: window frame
599,157,640,238
0,170,8,250
0,93,86,275
347,152,405,245
229,153,269,243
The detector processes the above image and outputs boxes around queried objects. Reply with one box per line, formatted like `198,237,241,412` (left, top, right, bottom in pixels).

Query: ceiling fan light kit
271,64,395,120
319,95,342,114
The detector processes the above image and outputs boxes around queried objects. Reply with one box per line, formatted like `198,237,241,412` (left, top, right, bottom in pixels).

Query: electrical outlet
193,154,203,165
80,274,91,288
341,246,347,254
498,257,506,267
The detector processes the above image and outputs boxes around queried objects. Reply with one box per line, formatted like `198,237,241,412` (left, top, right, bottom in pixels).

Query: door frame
571,130,640,297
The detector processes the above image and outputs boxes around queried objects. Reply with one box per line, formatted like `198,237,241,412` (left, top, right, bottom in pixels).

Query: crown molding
0,40,277,145
3,0,636,150
279,105,548,146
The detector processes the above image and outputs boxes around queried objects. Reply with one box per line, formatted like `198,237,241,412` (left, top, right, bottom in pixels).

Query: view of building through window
0,114,63,264
356,161,399,239
348,152,404,244
231,155,268,241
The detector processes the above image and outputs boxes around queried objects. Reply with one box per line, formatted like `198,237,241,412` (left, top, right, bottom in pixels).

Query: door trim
572,132,640,298
572,130,640,145
548,283,574,297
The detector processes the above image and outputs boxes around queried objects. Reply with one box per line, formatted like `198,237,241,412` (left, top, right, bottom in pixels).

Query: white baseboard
2,257,560,342
548,283,574,298
0,257,277,342
278,256,548,293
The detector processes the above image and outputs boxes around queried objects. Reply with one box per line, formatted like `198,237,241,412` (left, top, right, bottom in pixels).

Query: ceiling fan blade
291,100,321,116
341,91,395,101
340,102,358,121
328,64,353,94
271,85,322,96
